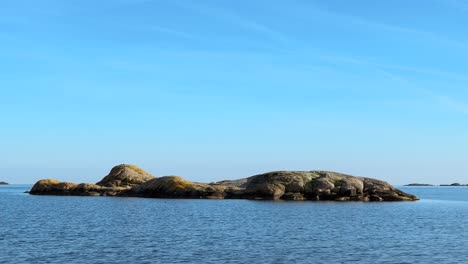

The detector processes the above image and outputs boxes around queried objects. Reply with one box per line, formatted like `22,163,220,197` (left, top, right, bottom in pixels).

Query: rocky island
0,181,8,185
30,164,418,201
440,183,468,186
404,183,434,186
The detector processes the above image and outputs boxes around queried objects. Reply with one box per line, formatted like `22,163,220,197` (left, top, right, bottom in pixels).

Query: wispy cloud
170,0,291,46
116,0,155,5
431,0,468,10
426,92,468,114
378,64,468,83
317,53,468,115
319,53,468,83
144,25,199,39
306,3,468,51
118,22,201,41
376,68,468,115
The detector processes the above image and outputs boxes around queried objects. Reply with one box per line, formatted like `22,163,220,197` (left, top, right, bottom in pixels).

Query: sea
1,184,468,264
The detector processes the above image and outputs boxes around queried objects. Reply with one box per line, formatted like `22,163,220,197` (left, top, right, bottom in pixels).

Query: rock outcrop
29,164,151,196
239,171,417,201
30,179,77,195
29,166,418,201
0,181,8,185
129,176,227,199
29,179,127,196
96,164,155,187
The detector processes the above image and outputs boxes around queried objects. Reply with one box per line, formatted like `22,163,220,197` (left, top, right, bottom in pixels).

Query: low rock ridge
29,165,418,201
405,183,468,187
440,183,468,186
0,181,8,185
404,183,434,186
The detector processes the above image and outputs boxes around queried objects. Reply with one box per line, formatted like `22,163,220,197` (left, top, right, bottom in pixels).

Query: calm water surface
1,185,468,263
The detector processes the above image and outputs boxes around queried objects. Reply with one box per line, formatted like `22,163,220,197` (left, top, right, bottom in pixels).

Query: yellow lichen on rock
96,164,155,187
30,179,61,192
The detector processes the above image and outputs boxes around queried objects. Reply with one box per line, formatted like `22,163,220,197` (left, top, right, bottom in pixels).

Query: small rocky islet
405,183,468,187
440,183,468,186
30,164,418,201
404,183,434,186
0,182,8,185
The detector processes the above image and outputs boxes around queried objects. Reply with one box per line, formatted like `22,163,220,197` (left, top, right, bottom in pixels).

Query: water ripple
1,185,468,263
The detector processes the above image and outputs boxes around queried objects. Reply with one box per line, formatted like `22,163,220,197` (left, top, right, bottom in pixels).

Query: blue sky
1,0,468,184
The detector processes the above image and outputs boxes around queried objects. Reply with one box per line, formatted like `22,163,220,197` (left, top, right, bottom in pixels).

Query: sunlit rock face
96,164,155,187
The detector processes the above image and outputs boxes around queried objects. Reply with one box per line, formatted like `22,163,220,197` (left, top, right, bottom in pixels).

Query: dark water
1,185,468,263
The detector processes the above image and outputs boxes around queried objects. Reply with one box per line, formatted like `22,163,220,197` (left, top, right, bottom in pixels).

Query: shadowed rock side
128,176,228,199
29,168,418,201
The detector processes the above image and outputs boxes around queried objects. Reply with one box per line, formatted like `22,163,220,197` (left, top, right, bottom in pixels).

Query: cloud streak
319,53,468,83
170,0,291,46
317,53,468,115
305,2,468,51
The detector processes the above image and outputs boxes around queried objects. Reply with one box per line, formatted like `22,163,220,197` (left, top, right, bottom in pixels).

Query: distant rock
440,183,468,186
29,166,418,202
0,181,8,185
96,164,155,187
405,183,434,186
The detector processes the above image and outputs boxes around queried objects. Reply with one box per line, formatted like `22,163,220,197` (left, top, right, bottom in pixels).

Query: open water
1,185,467,263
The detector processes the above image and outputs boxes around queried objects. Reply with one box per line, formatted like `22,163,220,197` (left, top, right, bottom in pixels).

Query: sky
1,0,468,185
